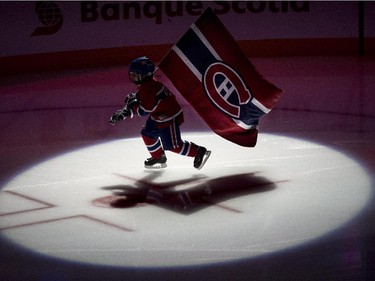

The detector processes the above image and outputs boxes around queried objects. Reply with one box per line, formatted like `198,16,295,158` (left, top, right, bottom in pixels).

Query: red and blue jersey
131,78,184,128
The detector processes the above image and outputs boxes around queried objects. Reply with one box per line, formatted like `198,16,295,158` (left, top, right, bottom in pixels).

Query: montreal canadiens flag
158,8,283,147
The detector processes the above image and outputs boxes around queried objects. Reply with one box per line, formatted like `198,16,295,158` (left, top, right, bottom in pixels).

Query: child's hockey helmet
128,56,155,84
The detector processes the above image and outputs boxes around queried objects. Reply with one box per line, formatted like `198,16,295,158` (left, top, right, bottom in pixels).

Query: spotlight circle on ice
0,133,372,268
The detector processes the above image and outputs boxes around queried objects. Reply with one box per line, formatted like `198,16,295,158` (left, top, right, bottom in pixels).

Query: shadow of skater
101,172,277,214
102,170,207,209
161,173,277,214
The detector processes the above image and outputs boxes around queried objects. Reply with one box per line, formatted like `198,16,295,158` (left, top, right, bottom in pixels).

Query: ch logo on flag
158,7,283,147
203,61,252,119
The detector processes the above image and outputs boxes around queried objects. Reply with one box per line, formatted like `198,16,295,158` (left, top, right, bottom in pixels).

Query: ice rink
1,56,375,280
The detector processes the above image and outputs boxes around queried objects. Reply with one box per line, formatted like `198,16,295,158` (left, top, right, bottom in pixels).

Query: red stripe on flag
194,9,283,110
159,50,230,125
159,50,258,147
158,8,283,147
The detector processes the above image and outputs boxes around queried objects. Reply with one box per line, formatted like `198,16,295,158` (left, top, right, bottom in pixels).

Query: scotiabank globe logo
31,1,63,36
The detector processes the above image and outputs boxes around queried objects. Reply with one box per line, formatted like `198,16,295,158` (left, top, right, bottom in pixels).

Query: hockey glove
109,109,130,125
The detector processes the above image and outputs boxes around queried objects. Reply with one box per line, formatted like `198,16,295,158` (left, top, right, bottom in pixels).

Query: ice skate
144,155,167,169
194,147,211,170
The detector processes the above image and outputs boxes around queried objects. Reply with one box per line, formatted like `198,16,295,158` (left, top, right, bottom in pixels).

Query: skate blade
196,150,211,170
144,163,167,169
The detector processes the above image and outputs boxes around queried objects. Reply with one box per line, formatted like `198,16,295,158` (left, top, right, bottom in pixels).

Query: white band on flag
191,24,221,61
172,45,202,81
234,119,258,130
251,97,271,114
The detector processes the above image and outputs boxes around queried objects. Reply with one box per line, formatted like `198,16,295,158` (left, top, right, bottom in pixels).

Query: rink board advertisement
0,1,373,58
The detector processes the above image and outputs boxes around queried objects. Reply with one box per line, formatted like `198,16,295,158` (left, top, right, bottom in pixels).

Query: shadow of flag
158,7,283,147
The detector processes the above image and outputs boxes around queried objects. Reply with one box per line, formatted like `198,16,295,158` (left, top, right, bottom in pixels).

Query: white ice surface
0,133,372,267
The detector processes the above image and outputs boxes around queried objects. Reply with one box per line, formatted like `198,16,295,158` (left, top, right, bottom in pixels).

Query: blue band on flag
240,102,264,125
176,28,217,75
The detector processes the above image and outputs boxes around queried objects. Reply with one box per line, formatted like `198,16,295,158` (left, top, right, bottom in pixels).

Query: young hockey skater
109,56,211,170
